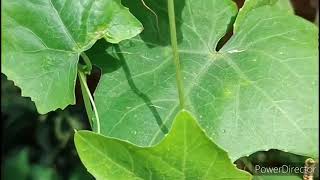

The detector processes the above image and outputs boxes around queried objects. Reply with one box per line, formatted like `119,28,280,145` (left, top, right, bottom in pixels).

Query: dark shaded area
86,39,122,74
235,149,319,178
215,13,237,51
114,45,169,134
1,75,94,180
291,0,317,22
122,0,185,47
75,66,101,106
75,39,120,106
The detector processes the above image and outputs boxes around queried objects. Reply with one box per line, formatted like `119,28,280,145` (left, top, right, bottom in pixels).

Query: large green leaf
75,111,252,179
1,0,142,113
93,0,318,161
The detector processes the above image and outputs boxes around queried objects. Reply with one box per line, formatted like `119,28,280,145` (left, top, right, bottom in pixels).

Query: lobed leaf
93,0,318,161
75,111,252,180
1,0,142,113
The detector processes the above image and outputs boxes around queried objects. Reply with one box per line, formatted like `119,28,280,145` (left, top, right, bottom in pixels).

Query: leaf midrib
148,52,217,145
48,0,79,51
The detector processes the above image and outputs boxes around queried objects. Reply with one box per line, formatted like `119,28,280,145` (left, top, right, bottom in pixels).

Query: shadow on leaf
114,45,169,134
122,0,185,47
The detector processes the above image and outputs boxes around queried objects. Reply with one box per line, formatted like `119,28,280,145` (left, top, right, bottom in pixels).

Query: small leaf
1,0,142,113
75,111,251,179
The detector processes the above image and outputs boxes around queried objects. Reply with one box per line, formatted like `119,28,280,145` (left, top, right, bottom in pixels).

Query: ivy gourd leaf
93,0,318,161
1,0,142,113
234,0,293,32
75,111,252,180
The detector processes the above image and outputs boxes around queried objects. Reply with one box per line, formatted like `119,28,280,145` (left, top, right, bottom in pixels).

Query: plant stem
167,0,185,109
80,52,92,73
78,70,101,133
78,70,93,127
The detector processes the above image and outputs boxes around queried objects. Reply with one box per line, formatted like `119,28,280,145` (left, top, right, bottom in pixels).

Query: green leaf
93,0,318,161
1,0,142,113
274,0,293,13
75,111,252,179
234,0,293,32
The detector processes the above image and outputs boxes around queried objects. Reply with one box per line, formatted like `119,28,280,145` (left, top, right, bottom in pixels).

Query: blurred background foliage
1,0,319,179
1,74,95,180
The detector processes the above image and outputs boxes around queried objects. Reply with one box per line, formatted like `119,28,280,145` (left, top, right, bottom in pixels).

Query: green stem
78,70,101,133
167,0,185,109
78,70,93,127
80,52,92,73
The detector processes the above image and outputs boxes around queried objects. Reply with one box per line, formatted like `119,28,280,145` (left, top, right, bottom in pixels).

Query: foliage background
1,0,318,179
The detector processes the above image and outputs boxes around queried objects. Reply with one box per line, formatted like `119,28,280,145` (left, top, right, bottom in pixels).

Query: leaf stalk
167,0,185,109
78,70,101,133
80,52,92,74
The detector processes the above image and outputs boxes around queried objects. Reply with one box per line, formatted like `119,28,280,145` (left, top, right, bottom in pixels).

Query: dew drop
222,129,226,133
134,131,137,135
